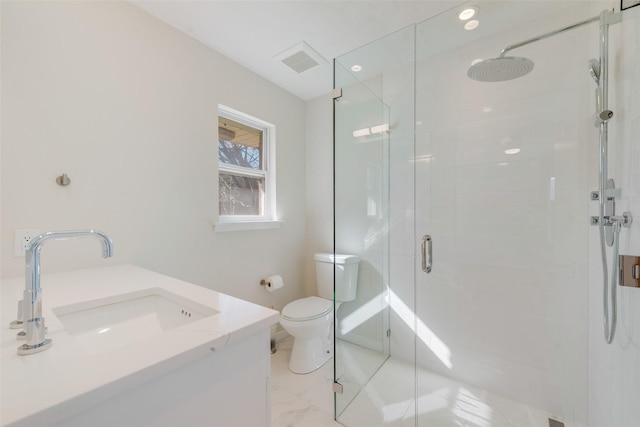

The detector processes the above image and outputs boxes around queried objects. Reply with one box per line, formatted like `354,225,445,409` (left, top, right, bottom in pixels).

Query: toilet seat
281,296,332,322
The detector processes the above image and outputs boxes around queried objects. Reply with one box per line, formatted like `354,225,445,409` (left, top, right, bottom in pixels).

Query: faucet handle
9,299,24,329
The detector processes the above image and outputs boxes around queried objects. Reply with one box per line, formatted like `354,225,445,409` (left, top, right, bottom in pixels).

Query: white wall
303,94,334,296
588,4,640,427
0,0,307,311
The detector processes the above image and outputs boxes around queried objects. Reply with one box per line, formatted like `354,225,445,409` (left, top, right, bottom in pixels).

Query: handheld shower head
467,56,534,82
589,58,601,84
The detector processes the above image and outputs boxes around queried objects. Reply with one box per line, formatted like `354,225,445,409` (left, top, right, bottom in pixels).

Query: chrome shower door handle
421,234,432,273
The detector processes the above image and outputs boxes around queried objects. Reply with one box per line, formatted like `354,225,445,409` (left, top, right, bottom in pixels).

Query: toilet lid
281,296,332,321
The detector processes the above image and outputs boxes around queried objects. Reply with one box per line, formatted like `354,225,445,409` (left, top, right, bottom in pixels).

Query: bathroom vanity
0,265,279,427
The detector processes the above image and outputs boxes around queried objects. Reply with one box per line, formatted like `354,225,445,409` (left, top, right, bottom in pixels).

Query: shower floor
336,340,587,427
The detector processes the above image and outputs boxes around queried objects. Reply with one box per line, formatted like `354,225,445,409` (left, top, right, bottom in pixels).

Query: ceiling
131,0,466,100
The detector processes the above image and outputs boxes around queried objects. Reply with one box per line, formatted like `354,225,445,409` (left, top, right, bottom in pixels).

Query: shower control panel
619,255,640,288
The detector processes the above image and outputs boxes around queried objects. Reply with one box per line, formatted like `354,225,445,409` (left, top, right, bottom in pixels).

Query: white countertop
0,264,279,427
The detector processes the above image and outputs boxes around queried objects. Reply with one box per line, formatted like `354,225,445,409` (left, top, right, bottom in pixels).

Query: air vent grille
281,51,320,74
275,41,327,74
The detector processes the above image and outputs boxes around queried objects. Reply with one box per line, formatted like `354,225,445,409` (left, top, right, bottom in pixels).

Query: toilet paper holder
260,274,284,292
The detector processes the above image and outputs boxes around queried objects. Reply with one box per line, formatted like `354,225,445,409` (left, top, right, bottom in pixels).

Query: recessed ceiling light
505,148,521,155
351,65,362,72
458,7,478,21
464,20,480,31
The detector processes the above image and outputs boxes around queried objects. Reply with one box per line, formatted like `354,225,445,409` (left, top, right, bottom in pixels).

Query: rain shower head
467,56,535,82
467,14,602,83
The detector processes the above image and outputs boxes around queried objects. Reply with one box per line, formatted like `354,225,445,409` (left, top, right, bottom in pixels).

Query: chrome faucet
14,230,113,356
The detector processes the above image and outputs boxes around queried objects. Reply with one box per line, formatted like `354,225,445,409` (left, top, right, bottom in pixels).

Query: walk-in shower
467,9,633,344
333,1,639,426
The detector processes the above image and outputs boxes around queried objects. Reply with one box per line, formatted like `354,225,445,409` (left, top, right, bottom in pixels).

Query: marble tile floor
271,336,342,427
271,338,588,427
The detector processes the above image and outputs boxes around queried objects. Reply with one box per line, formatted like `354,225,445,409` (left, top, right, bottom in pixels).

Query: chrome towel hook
55,173,71,186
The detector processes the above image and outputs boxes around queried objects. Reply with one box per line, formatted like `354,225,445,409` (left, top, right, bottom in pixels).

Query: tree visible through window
218,106,274,220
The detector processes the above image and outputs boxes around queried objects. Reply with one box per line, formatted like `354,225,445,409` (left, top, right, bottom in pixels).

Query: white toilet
280,253,359,374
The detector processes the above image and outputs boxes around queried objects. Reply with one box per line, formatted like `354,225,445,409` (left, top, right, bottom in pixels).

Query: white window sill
214,220,282,232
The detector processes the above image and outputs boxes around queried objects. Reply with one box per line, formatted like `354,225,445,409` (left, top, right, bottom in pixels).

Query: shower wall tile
589,2,640,427
410,3,595,424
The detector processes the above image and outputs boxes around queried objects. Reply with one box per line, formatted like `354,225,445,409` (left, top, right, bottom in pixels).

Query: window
216,105,278,231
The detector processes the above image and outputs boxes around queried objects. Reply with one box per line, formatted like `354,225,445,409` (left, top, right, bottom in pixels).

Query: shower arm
498,14,602,58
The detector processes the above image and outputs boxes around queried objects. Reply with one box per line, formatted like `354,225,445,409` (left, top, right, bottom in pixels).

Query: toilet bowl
279,253,359,374
280,296,333,374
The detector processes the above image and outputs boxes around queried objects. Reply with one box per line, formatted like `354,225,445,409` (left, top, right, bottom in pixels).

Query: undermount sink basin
52,288,219,355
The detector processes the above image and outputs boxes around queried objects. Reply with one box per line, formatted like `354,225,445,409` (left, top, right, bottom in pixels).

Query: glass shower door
333,59,391,423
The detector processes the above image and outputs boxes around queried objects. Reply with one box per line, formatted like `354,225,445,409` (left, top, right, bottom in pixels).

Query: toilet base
288,335,332,374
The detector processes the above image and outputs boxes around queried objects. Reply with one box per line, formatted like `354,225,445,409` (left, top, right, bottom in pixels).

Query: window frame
216,105,278,231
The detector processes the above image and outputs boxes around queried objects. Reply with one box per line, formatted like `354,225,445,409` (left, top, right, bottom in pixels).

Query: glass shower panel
333,59,391,422
334,24,417,426
413,2,594,426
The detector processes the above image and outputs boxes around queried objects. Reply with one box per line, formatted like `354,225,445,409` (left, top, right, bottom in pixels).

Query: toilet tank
314,253,360,302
